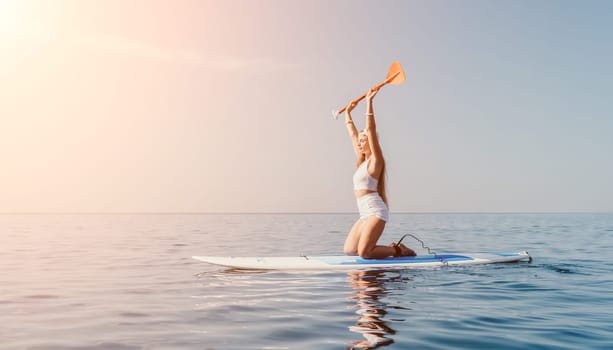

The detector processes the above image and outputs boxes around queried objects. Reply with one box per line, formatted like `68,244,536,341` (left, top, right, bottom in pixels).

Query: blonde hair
378,158,388,206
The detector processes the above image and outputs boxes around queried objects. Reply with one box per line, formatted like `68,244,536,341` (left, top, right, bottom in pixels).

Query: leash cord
396,233,448,266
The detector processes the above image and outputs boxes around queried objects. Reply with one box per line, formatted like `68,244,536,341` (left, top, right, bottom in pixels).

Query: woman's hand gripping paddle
332,61,406,119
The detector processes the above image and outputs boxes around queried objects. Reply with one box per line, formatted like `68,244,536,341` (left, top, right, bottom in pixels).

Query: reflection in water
346,270,408,349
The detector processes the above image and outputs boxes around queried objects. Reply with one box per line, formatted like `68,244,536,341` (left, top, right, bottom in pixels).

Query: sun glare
0,0,22,36
0,0,51,39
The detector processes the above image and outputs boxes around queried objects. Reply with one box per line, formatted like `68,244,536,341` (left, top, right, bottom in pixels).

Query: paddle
332,61,406,119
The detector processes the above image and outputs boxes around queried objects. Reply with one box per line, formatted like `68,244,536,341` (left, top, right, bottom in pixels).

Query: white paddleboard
192,251,531,270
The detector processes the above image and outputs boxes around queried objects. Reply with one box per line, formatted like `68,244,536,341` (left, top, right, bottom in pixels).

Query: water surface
1,213,612,349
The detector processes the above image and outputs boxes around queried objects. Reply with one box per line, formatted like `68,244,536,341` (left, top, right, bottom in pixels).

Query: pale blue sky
1,0,611,212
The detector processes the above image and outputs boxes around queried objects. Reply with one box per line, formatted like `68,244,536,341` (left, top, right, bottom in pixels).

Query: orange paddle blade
386,61,405,85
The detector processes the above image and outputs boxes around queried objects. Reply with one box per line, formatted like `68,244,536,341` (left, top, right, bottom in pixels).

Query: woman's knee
344,236,359,256
344,220,363,256
344,247,358,256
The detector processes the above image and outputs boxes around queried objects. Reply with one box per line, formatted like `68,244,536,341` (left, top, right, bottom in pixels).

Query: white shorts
357,193,389,222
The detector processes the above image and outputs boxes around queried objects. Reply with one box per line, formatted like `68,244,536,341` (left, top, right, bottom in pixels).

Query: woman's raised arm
365,89,383,161
344,101,362,160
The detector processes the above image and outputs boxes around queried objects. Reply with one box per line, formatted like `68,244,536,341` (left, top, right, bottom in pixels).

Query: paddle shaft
336,71,400,115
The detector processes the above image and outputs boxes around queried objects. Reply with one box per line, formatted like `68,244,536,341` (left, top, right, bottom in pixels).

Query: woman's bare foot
390,242,417,257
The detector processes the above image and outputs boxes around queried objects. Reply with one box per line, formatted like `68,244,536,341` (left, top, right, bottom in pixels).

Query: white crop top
353,159,379,191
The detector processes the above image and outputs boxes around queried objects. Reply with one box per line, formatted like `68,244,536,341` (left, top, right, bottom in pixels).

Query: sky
1,0,612,213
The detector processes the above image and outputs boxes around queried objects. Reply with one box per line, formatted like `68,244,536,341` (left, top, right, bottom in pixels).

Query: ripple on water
24,295,61,300
28,343,142,350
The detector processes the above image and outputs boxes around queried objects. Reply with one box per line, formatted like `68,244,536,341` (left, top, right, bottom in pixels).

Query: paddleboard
192,251,531,270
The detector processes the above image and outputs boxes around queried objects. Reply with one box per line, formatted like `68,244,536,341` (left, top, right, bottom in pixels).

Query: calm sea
1,213,612,350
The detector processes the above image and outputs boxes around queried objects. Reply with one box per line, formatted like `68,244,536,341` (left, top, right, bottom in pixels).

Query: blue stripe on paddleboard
318,254,473,265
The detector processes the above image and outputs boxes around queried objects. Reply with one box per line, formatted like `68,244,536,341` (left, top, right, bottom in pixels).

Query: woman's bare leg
344,219,364,256
346,217,416,258
356,217,397,259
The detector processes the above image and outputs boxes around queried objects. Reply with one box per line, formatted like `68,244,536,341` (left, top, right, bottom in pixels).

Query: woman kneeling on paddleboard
343,88,416,259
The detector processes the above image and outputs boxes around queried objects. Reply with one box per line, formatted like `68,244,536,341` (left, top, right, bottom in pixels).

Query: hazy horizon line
1,211,611,215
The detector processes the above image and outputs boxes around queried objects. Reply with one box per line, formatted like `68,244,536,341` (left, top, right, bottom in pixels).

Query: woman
343,88,416,259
